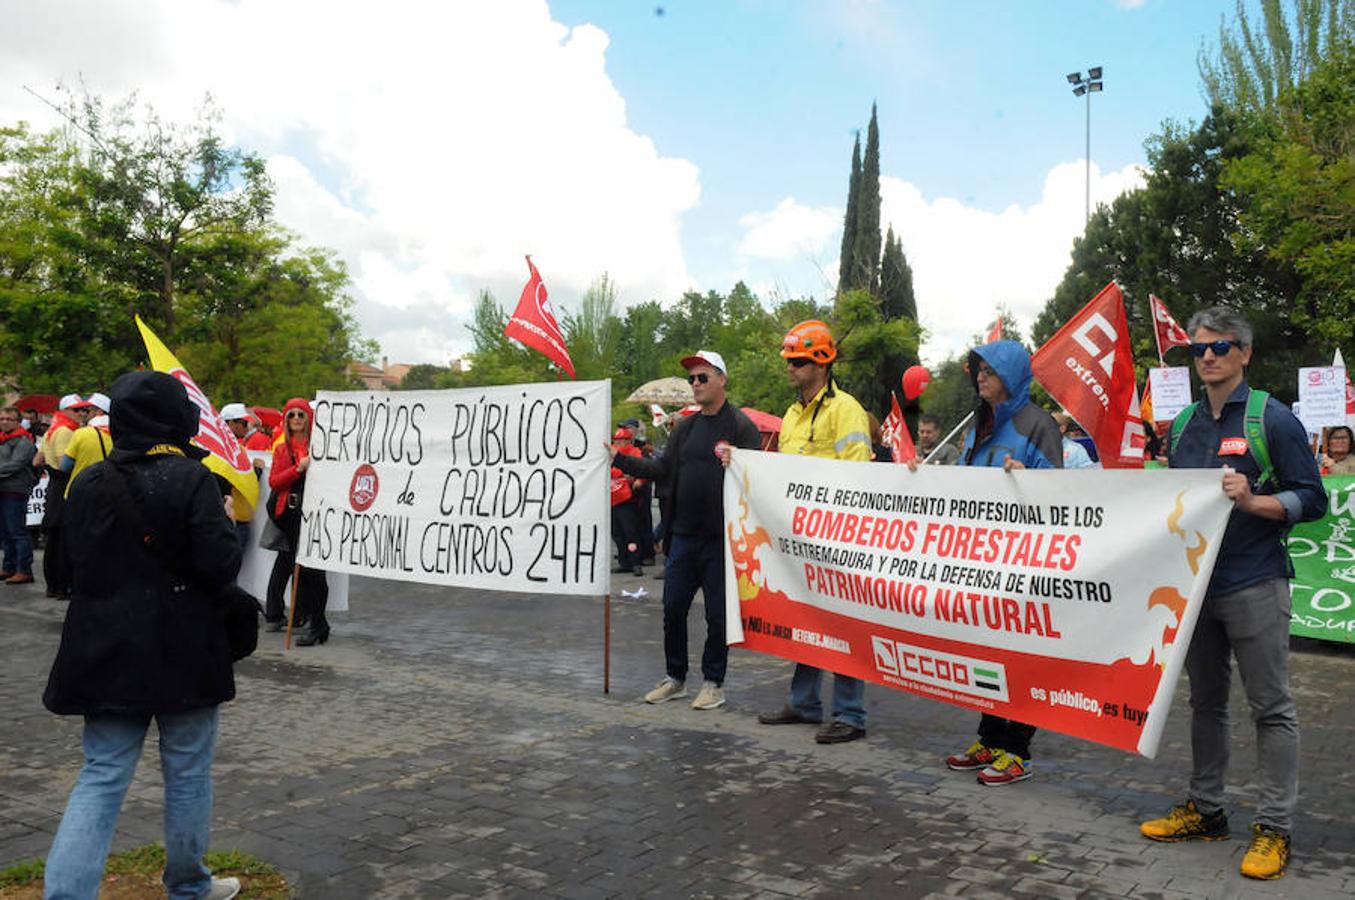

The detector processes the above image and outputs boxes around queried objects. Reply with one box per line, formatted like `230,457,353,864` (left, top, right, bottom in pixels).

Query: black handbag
104,461,260,662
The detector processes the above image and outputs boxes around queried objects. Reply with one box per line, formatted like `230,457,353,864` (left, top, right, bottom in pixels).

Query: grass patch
0,846,289,899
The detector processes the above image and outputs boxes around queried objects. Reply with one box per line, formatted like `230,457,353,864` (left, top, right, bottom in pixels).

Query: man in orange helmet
757,320,874,743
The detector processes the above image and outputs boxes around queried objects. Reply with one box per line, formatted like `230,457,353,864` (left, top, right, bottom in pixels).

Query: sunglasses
1189,339,1243,357
687,373,711,385
786,357,812,369
286,411,308,419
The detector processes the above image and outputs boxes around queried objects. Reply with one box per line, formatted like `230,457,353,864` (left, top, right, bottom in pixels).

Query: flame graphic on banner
726,468,789,604
1166,490,1209,574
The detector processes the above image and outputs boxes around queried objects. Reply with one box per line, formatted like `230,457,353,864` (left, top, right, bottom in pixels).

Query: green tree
562,272,621,381
1199,0,1353,113
829,288,918,418
615,299,666,388
847,105,882,295
837,134,861,290
1220,40,1355,350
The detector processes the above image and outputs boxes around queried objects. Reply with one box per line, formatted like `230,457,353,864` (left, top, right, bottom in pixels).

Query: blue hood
969,340,1031,429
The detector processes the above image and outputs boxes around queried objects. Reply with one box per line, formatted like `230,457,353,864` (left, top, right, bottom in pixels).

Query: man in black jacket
42,371,244,900
612,351,761,711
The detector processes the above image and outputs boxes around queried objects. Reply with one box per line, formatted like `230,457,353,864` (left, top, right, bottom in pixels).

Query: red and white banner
880,393,917,463
504,256,575,378
723,449,1233,756
986,315,1004,344
1032,282,1145,468
1149,294,1191,361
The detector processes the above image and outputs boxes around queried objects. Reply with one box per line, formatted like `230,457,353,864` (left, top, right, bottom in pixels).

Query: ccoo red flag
504,256,576,378
1149,294,1191,361
986,315,1004,344
880,392,917,463
1031,282,1145,468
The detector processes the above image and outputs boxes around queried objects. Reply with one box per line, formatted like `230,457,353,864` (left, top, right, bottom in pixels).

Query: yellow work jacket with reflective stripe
779,382,872,461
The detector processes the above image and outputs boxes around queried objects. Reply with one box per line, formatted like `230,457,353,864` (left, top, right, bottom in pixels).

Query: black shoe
757,706,821,726
296,625,330,647
814,721,866,744
632,565,644,576
264,620,285,633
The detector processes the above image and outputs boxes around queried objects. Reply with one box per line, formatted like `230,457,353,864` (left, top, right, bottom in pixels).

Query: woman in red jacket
265,398,330,645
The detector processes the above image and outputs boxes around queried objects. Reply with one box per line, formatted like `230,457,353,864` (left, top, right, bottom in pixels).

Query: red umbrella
741,407,782,452
250,406,283,430
14,394,59,414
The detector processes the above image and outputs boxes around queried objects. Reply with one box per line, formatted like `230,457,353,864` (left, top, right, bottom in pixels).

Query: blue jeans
662,533,728,685
789,665,866,730
0,493,33,574
45,707,219,900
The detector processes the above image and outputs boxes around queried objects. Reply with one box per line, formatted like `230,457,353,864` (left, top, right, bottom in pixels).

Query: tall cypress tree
837,134,861,291
880,230,916,321
849,103,882,295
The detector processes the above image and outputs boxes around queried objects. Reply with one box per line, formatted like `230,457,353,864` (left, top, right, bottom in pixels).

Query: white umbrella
626,376,693,406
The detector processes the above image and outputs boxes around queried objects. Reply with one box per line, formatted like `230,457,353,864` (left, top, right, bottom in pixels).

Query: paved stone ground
2,558,1353,899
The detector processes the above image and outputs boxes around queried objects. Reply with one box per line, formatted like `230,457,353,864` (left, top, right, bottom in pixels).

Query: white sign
1147,367,1192,423
296,382,611,596
1299,367,1347,431
26,472,48,526
239,458,348,612
724,450,1234,756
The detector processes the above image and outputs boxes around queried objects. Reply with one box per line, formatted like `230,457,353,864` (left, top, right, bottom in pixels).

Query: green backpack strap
1244,388,1274,488
1169,402,1199,457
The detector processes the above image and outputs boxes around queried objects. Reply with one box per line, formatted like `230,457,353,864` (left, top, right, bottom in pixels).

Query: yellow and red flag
134,316,260,515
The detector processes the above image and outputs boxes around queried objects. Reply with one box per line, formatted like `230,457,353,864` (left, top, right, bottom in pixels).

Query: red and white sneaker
977,750,1032,785
945,740,997,771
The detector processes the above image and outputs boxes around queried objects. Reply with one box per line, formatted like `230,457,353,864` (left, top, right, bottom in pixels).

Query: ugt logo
349,463,379,512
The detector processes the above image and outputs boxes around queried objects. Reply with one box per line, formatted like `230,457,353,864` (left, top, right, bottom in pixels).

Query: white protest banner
1298,367,1346,431
240,458,348,612
1148,367,1192,423
296,382,611,595
723,450,1233,757
26,472,47,527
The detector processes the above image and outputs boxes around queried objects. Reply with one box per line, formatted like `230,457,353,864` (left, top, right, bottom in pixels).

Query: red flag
880,393,917,463
986,315,1004,344
1031,282,1145,468
504,256,575,378
1149,294,1191,362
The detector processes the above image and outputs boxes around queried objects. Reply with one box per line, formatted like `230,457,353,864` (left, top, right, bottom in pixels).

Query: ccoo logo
349,463,379,511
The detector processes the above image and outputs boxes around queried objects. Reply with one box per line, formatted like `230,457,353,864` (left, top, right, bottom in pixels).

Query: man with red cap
609,426,647,576
611,350,761,711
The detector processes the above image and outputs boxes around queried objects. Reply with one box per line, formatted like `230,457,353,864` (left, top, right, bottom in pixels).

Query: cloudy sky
0,0,1236,366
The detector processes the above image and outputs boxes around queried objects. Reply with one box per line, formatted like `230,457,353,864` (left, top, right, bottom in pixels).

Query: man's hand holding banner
723,449,1234,757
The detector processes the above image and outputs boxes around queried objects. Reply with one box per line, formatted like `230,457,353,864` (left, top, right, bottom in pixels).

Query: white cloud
1116,0,1148,9
737,197,842,260
883,161,1146,365
0,0,700,364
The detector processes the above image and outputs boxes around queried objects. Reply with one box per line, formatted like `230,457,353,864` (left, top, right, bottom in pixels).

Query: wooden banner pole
284,562,301,650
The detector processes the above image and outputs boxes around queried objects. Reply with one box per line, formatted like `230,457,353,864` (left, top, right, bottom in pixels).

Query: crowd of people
604,309,1330,882
0,305,1340,890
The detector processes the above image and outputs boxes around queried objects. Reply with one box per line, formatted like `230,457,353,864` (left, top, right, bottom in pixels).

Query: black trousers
978,714,1036,759
266,549,329,625
611,501,645,568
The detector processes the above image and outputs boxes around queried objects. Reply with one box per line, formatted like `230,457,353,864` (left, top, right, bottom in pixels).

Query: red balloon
901,366,931,401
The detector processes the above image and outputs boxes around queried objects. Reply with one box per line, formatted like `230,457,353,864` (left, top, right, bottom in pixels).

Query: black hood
108,371,208,459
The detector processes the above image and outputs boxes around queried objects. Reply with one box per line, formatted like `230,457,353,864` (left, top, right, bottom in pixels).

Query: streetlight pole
1065,67,1103,225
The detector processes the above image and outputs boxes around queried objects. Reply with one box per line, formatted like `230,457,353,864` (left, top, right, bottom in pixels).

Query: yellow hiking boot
1240,823,1290,880
1140,800,1230,842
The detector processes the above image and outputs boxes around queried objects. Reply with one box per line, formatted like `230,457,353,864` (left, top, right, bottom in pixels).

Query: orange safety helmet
780,319,837,365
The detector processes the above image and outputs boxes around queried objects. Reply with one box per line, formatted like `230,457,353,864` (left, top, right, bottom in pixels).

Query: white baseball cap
59,393,83,410
220,402,250,421
86,392,111,413
680,350,726,374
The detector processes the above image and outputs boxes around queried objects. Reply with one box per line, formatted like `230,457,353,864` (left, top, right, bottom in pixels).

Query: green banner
1288,475,1355,643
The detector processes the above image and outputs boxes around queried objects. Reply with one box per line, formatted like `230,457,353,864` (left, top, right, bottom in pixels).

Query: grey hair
1186,306,1253,347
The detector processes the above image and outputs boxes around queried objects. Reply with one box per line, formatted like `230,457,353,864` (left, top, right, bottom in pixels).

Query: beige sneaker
691,682,726,710
643,677,687,704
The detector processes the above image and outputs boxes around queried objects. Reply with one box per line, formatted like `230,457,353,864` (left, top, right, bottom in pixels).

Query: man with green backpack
1139,307,1326,880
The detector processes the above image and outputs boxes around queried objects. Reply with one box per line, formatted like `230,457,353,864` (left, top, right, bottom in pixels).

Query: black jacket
613,401,761,545
43,450,243,716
